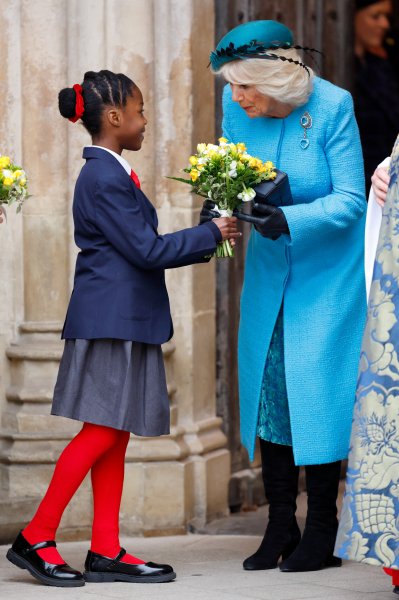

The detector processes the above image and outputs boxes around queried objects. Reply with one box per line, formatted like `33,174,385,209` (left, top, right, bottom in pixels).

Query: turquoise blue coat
222,77,367,465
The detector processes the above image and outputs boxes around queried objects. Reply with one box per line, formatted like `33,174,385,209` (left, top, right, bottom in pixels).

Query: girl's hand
213,216,242,242
371,166,390,207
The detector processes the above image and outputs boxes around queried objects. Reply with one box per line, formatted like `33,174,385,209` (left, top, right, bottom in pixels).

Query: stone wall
0,0,230,543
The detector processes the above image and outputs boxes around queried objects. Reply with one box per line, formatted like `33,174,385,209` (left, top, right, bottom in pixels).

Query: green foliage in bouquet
0,155,29,213
168,138,276,257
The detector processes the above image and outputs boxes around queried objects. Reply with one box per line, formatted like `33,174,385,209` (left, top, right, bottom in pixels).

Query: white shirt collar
89,145,131,175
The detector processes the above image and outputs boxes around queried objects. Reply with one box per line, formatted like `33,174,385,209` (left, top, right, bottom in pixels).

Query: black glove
199,200,221,224
234,203,289,240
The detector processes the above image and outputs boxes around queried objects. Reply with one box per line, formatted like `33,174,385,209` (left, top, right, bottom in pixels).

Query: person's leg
23,422,123,564
280,460,342,572
384,567,399,594
90,430,144,564
243,439,300,570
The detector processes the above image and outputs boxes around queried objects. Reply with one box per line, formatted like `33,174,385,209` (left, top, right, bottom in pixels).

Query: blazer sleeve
280,92,366,249
94,176,219,270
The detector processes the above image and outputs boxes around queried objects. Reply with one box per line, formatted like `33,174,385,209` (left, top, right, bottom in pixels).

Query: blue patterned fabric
335,135,399,568
222,77,367,465
257,306,293,446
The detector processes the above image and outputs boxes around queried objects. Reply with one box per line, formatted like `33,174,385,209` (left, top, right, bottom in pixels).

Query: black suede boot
280,460,343,572
243,440,301,570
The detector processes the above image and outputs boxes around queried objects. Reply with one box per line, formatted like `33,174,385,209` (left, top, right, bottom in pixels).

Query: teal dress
257,305,293,446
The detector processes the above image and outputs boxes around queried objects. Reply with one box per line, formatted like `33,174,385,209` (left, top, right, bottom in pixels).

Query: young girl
6,69,239,588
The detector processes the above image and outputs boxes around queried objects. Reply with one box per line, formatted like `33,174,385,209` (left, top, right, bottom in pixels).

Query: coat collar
82,146,130,175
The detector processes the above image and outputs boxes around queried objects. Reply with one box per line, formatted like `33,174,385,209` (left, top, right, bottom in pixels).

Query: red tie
130,169,141,189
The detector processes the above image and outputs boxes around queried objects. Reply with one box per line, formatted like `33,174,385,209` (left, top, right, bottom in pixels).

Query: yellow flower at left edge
190,169,199,182
0,156,11,169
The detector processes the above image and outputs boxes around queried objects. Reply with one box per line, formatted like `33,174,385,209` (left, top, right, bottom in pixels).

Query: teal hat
210,20,294,71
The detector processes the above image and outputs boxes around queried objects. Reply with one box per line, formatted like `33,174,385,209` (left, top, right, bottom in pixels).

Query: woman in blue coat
204,21,367,572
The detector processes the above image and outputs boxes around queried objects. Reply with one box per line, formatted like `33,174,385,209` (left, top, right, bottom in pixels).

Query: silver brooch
300,112,312,149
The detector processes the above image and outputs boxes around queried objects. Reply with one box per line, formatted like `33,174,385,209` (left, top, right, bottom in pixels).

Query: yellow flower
13,169,23,179
3,177,13,186
0,156,11,169
240,154,249,163
189,155,198,166
197,163,205,170
228,143,237,153
190,169,199,182
249,158,263,171
218,137,228,145
265,161,274,169
197,143,206,154
20,178,27,186
236,143,246,153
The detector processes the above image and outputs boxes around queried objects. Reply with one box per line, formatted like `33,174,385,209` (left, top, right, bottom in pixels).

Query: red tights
23,422,144,566
384,567,399,587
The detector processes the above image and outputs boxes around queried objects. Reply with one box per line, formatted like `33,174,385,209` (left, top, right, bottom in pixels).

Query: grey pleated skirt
51,339,170,436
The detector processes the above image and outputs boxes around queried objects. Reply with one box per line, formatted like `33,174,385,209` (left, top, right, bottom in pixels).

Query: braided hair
58,70,137,135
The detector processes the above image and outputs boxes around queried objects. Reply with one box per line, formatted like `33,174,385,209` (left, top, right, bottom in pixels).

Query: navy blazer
62,147,220,344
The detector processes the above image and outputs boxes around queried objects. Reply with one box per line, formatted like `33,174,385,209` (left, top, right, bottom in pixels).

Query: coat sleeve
94,176,219,270
280,92,366,248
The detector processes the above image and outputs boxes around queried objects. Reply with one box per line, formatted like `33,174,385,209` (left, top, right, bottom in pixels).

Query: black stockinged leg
243,440,301,571
280,460,343,572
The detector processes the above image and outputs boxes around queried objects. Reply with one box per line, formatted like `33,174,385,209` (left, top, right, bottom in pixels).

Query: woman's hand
235,204,289,240
213,216,241,246
199,200,221,223
371,166,390,207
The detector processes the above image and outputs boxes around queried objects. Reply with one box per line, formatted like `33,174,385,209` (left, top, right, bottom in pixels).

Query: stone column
153,0,230,528
0,0,85,541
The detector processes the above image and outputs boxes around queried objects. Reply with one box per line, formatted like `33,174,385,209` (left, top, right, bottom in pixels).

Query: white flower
228,161,238,178
237,187,256,202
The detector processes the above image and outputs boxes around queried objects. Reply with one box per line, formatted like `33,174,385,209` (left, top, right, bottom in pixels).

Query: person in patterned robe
335,135,399,595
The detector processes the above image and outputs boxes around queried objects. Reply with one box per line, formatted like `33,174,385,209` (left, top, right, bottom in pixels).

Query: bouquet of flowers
169,138,276,257
0,154,28,219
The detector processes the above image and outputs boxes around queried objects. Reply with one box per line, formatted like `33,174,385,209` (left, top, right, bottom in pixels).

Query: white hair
216,48,314,108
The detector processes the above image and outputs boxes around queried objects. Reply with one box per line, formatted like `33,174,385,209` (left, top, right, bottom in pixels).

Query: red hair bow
69,84,85,123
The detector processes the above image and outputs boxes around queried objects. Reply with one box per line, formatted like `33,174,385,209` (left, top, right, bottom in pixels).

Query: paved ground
0,489,395,599
1,534,395,599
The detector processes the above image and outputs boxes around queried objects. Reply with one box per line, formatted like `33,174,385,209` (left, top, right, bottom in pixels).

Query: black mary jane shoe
83,548,176,583
6,531,85,587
